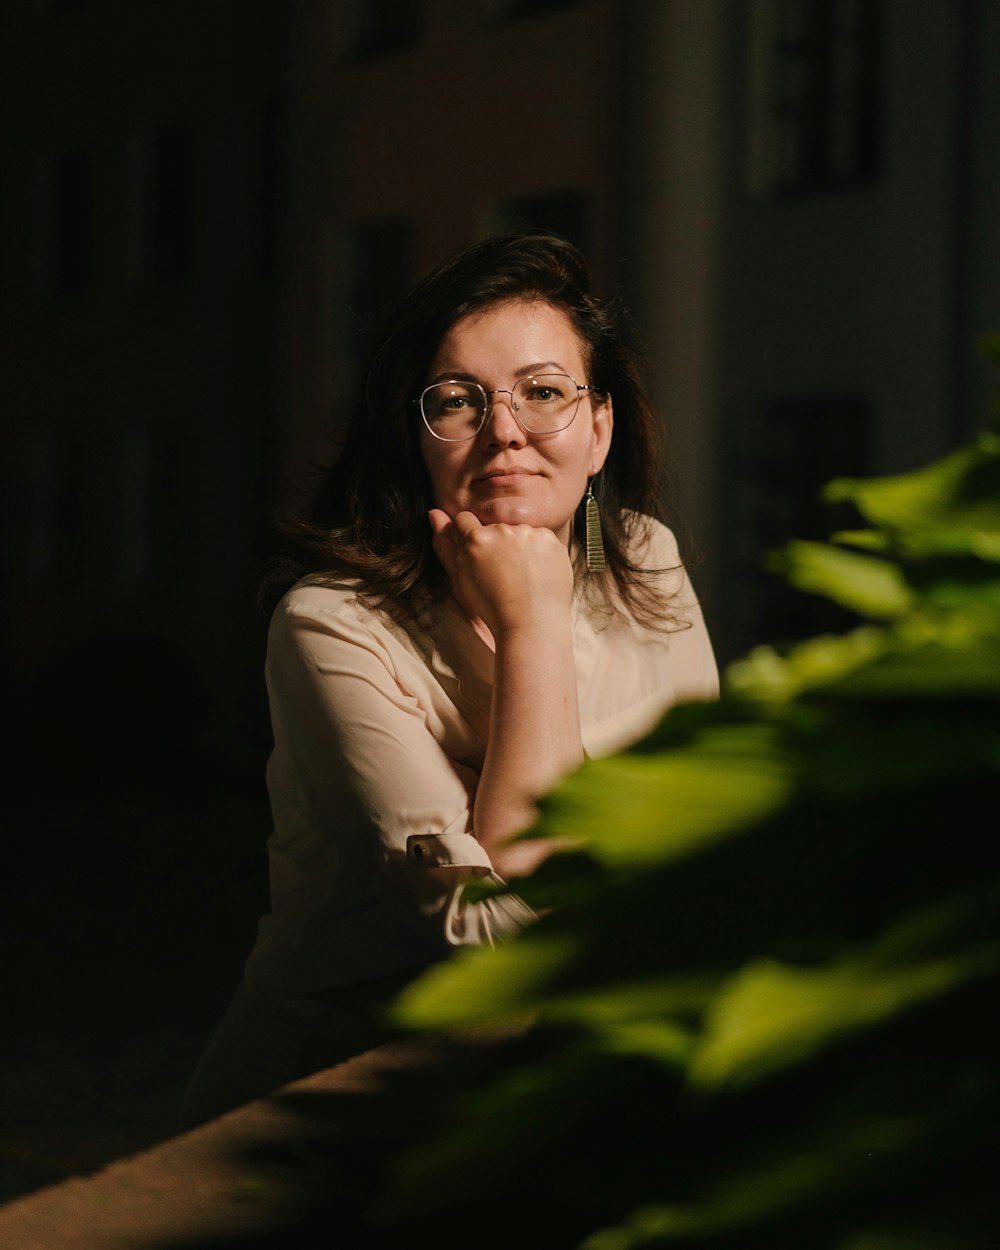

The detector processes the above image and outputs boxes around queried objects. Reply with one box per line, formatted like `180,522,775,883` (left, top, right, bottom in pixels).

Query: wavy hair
263,230,685,628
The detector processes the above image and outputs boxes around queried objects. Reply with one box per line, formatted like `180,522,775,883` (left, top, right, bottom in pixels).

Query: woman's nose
479,391,527,448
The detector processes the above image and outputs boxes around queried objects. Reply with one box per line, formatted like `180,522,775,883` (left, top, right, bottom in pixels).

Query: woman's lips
474,469,536,486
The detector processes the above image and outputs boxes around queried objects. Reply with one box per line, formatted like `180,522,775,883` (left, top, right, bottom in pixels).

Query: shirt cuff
406,829,494,871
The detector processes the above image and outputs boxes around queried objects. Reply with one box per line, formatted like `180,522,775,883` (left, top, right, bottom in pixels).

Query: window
724,391,871,651
747,0,882,198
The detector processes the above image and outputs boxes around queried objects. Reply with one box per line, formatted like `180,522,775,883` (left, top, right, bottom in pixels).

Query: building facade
3,0,998,779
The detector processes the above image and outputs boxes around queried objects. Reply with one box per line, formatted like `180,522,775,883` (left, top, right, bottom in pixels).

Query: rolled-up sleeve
406,827,493,870
404,817,536,947
264,587,536,959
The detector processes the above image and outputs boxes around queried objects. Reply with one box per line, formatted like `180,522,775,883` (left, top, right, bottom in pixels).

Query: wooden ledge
0,1025,522,1250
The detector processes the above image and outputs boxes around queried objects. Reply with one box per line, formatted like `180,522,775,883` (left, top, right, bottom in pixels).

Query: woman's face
419,300,613,544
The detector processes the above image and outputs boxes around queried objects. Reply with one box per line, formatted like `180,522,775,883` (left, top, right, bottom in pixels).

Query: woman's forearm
427,508,583,879
474,615,583,879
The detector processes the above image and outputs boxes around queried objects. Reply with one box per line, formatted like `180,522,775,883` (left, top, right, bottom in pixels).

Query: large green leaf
687,893,1000,1090
367,428,1000,1250
389,932,574,1029
817,632,1000,697
725,627,889,702
532,724,794,869
770,542,915,618
825,434,1000,559
391,914,720,1030
728,621,1000,703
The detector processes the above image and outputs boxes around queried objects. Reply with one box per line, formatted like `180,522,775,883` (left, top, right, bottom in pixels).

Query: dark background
2,0,999,1203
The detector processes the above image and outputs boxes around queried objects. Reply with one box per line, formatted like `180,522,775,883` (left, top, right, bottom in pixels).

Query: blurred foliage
368,430,1000,1250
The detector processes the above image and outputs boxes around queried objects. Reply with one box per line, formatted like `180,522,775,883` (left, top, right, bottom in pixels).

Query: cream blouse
243,518,719,1007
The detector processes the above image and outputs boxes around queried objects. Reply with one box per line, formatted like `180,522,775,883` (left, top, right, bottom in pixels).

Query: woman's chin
470,498,537,526
464,500,573,544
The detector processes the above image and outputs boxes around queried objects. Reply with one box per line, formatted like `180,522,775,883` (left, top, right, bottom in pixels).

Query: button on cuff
406,830,493,870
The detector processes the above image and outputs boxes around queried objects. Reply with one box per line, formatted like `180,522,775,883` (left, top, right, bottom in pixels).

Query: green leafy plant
370,430,1000,1250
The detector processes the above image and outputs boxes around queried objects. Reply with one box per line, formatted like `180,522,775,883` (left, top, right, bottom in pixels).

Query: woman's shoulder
275,574,361,618
269,577,428,660
622,513,682,568
597,512,702,633
269,576,387,645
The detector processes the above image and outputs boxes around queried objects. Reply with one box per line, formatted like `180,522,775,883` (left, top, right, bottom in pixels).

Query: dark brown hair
264,230,683,627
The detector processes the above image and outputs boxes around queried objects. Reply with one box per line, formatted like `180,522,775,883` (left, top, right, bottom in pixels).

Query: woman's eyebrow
425,369,479,385
513,361,566,379
426,361,568,386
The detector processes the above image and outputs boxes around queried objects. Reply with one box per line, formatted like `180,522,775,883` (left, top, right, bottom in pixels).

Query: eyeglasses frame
416,373,602,442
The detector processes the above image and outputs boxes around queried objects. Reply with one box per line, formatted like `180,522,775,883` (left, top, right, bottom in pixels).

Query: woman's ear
589,394,613,476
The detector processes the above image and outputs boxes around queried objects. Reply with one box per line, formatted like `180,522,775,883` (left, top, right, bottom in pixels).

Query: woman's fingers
427,507,451,534
428,509,459,584
450,510,483,538
429,510,573,633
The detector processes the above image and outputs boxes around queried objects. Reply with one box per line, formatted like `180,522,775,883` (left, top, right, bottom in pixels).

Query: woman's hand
428,508,574,637
428,507,583,880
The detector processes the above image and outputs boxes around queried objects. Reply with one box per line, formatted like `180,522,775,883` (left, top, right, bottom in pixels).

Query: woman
178,231,719,1128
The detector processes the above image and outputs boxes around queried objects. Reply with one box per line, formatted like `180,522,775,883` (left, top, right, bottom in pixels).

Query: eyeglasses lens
421,375,579,440
421,382,486,439
513,375,578,431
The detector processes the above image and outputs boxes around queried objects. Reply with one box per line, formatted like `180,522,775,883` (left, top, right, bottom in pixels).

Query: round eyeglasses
417,373,599,442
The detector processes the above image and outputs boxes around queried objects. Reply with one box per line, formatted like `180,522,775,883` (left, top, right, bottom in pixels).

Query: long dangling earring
585,477,606,572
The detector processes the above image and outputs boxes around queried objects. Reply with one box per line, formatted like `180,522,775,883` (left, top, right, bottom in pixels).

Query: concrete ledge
0,1026,520,1250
